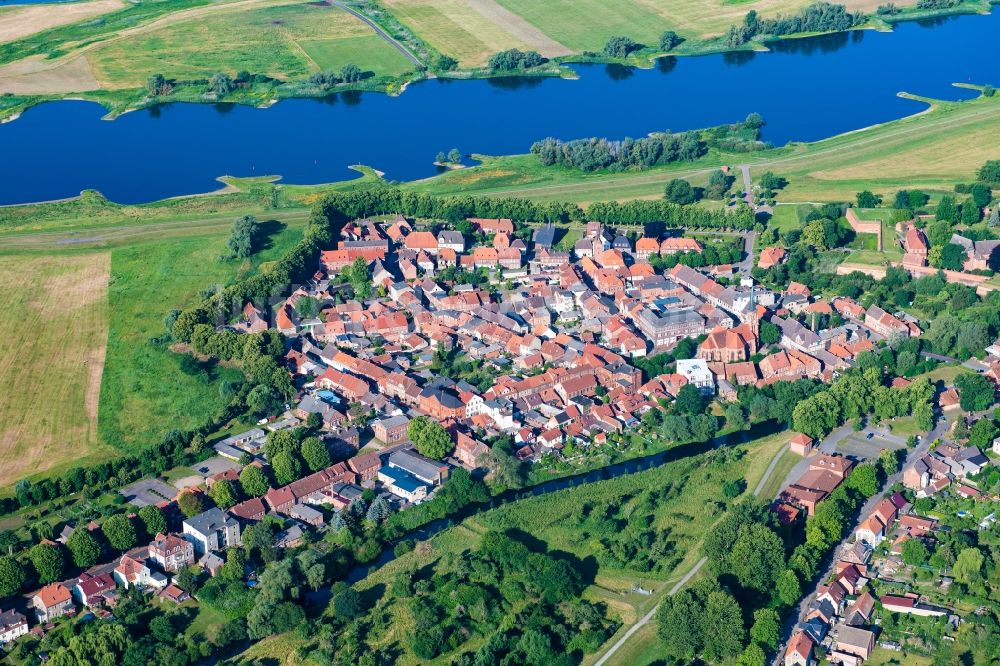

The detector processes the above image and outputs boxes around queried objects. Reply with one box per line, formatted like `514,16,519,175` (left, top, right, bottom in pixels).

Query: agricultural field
85,0,416,89
0,0,416,97
0,0,124,44
0,251,117,487
380,0,570,67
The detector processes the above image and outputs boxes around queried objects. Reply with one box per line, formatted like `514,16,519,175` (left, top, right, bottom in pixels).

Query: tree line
530,132,706,172
726,2,866,47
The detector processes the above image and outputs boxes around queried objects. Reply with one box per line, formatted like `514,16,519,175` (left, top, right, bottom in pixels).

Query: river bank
0,1,994,125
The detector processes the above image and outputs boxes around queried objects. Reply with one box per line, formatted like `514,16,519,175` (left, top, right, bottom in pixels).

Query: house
73,572,118,607
758,246,787,269
790,432,814,456
0,609,27,644
834,626,875,661
115,554,168,590
855,514,886,547
372,415,410,444
880,595,947,617
378,465,429,502
199,552,224,577
348,451,382,483
697,323,757,363
676,358,715,395
660,237,703,255
845,591,875,626
159,584,191,604
148,533,195,572
784,630,815,666
229,497,267,523
387,449,449,485
289,504,325,527
182,508,242,554
437,230,465,253
31,583,74,623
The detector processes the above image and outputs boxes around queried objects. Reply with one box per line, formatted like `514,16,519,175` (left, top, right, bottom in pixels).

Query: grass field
0,252,117,487
97,214,306,450
85,0,415,89
0,0,124,44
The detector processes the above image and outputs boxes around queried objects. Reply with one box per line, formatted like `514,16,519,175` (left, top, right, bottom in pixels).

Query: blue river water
1,10,998,205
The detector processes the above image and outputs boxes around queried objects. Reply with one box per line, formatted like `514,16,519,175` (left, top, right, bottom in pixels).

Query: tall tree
29,543,65,584
103,515,138,552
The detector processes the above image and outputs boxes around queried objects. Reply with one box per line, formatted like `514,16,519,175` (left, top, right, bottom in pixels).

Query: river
1,10,998,205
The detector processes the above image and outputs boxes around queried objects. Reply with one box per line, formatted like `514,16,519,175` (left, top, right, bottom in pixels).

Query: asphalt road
331,1,425,69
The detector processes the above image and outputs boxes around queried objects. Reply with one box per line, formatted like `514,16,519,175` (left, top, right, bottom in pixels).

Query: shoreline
0,4,992,124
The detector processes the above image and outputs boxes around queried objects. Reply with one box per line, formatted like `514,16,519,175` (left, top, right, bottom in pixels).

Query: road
331,1,425,69
592,557,707,666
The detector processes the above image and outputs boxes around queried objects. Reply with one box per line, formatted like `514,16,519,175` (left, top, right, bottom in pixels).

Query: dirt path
465,0,573,58
0,0,123,44
592,557,708,666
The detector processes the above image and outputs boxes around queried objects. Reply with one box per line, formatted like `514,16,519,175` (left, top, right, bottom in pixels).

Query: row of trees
792,367,935,439
530,131,707,172
487,49,545,72
726,3,866,47
308,64,364,90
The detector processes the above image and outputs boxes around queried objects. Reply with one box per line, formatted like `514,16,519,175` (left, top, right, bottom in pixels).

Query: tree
246,384,280,416
657,588,703,660
435,55,458,71
435,151,446,164
952,547,984,584
271,450,303,486
977,159,1000,183
776,568,801,606
737,643,767,666
66,527,101,568
178,491,206,518
29,543,65,584
955,373,995,411
664,178,698,205
730,524,786,592
936,194,958,222
147,74,169,96
226,214,261,258
103,514,138,552
407,416,454,459
659,30,681,50
209,479,241,510
209,72,234,95
603,35,641,58
447,148,461,163
702,589,746,661
750,608,781,650
846,463,879,497
340,64,363,83
331,583,362,621
138,505,167,538
0,556,26,597
300,437,331,473
856,191,881,208
759,320,781,345
901,538,929,566
487,49,544,71
366,495,391,524
240,465,270,497
673,383,705,415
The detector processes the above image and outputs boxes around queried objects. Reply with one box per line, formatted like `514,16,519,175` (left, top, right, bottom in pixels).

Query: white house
676,358,715,395
182,508,241,554
0,610,27,644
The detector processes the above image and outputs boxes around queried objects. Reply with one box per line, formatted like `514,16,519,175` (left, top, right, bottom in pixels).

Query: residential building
182,508,242,554
0,610,28,644
31,583,74,623
148,533,196,572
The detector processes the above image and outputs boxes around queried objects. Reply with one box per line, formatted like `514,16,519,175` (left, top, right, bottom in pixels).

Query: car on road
866,433,874,439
